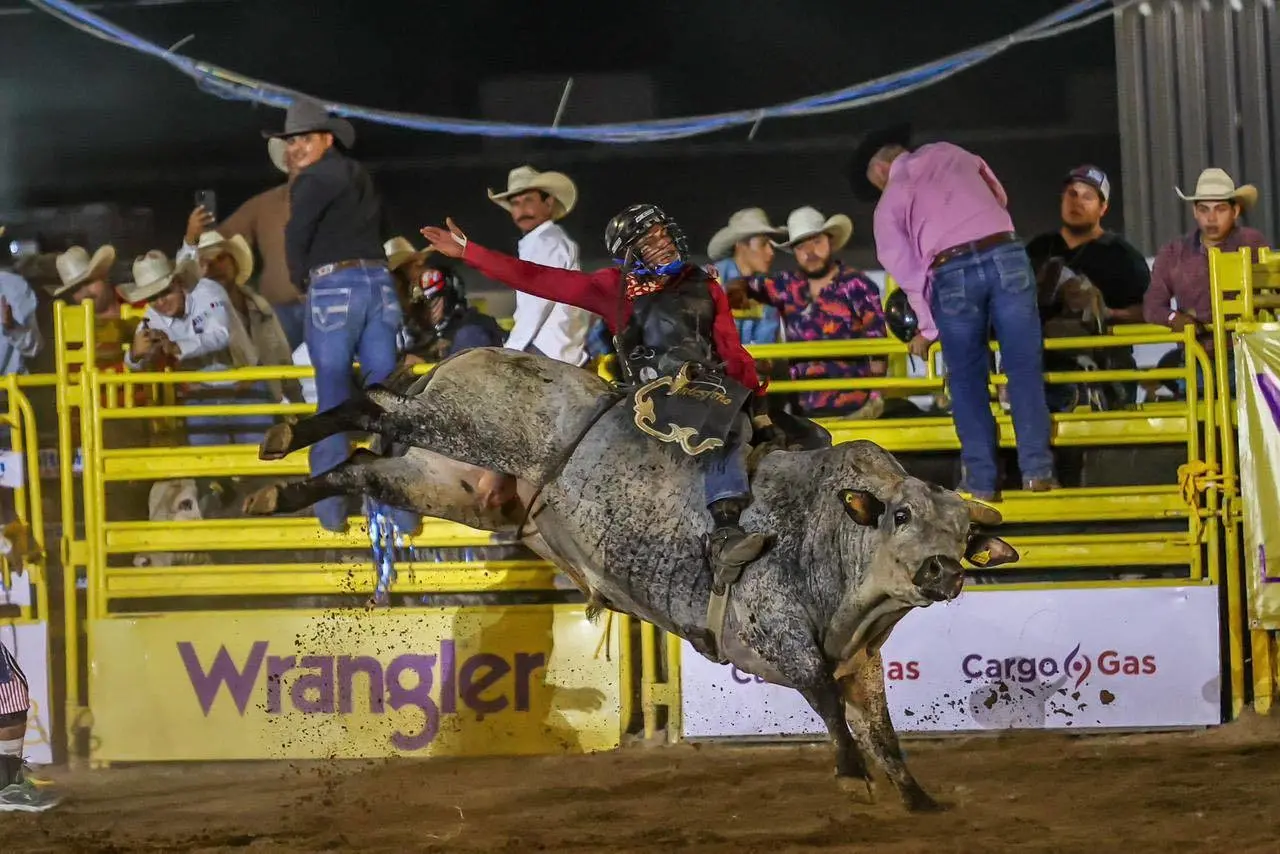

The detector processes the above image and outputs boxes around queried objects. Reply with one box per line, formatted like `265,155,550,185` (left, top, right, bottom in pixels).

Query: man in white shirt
119,251,270,446
487,165,593,365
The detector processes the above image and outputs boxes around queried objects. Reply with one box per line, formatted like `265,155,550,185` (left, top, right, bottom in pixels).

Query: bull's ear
964,534,1019,568
839,489,885,526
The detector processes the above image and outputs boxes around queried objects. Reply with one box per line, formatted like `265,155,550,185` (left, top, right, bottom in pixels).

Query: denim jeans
700,413,751,507
1161,347,1238,400
185,379,275,447
306,264,404,531
930,241,1054,494
273,300,308,352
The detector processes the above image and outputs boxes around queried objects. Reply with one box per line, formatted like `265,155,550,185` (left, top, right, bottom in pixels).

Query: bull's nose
913,556,965,601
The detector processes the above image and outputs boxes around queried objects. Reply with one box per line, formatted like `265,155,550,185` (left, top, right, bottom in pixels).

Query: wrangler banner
1237,329,1280,628
88,605,623,761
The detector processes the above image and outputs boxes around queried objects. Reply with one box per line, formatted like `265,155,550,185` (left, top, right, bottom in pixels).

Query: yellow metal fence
0,280,1265,761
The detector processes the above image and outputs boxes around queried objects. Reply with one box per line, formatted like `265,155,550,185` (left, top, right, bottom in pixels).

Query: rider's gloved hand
752,413,782,446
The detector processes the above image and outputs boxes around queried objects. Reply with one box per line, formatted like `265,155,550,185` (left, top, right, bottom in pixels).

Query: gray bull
245,348,1017,811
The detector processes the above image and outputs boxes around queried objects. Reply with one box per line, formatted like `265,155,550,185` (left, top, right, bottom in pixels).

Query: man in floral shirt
726,206,887,418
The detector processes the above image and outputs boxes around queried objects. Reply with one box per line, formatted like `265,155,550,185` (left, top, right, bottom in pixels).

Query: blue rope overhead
28,0,1130,143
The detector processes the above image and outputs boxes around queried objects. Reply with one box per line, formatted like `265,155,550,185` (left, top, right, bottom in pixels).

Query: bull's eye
893,507,911,528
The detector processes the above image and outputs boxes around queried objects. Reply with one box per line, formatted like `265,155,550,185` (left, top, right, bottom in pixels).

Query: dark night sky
0,0,1120,273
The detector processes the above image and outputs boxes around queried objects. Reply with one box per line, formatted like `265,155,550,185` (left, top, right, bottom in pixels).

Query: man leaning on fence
1144,168,1269,398
270,99,404,533
852,123,1057,501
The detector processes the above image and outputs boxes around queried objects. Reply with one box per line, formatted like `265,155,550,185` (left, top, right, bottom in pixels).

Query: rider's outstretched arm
461,242,624,327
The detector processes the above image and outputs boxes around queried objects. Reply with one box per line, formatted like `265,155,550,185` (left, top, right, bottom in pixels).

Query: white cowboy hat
487,165,578,221
268,137,289,174
194,231,254,286
774,206,853,252
116,251,198,304
706,208,787,261
383,236,434,272
49,244,116,298
1176,167,1258,210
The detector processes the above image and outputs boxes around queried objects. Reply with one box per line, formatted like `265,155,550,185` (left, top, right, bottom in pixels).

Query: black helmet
884,288,919,343
604,203,689,272
412,263,467,333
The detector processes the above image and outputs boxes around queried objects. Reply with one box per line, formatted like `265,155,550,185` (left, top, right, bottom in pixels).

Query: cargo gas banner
680,587,1221,737
89,605,623,761
1,622,52,765
1235,330,1280,628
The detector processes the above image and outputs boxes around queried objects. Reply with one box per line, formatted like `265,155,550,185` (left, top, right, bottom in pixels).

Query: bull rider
420,205,773,588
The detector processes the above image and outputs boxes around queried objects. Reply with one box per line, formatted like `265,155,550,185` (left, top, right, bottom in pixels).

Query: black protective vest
615,267,718,384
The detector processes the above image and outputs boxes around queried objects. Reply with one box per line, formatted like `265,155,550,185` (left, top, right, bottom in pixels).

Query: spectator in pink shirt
851,124,1056,500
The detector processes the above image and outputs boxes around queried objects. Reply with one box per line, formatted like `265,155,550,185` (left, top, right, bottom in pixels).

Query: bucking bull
244,347,1018,811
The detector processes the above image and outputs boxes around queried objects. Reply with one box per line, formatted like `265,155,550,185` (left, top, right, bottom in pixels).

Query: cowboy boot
707,497,769,593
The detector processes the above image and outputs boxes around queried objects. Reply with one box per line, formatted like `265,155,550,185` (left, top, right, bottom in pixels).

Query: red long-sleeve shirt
462,242,764,395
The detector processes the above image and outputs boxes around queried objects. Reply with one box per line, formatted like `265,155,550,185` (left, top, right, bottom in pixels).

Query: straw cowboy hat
383,236,433,272
262,98,356,149
49,244,116,298
848,122,913,203
1175,167,1258,210
706,208,787,261
116,251,197,304
774,206,854,253
487,165,578,221
194,230,254,286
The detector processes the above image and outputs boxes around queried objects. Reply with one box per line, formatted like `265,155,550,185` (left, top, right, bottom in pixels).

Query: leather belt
309,258,387,281
929,231,1019,270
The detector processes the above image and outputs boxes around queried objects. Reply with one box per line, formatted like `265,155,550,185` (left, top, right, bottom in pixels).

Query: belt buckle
313,262,336,279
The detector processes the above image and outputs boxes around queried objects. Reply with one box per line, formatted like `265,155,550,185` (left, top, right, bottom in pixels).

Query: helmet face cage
604,203,689,273
411,266,466,328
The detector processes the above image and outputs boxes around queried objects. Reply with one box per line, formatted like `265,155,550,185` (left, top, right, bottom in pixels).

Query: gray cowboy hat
262,98,356,149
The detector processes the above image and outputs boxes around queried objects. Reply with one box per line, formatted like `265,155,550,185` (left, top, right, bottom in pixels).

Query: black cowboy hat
847,122,913,203
262,98,356,149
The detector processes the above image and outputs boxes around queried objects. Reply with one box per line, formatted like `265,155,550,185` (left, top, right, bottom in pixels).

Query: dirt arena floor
6,713,1280,853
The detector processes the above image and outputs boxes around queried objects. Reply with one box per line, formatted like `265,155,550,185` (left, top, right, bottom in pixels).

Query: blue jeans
273,300,308,352
185,379,275,447
701,413,751,507
1161,347,1238,400
930,241,1054,494
306,264,404,531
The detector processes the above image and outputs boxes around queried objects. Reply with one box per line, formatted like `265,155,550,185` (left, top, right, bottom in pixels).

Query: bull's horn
965,499,1003,526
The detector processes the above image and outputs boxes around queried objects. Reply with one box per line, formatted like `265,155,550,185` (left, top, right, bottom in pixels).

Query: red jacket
462,242,764,395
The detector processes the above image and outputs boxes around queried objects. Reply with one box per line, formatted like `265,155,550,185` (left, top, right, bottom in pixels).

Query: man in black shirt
266,99,404,532
1026,165,1151,411
1026,165,1150,323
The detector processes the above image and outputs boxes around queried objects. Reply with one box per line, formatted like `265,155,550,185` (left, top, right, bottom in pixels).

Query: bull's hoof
242,485,280,516
259,423,295,461
902,789,946,813
837,775,876,804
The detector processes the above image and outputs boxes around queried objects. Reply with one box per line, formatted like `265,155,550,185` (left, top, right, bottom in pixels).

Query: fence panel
74,354,627,763
1,375,56,764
